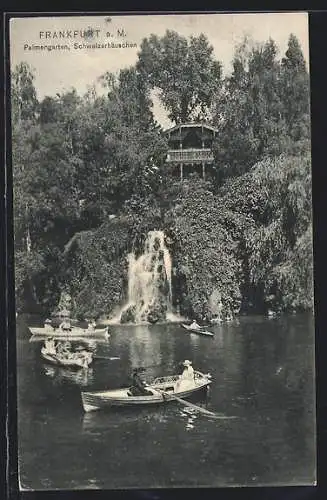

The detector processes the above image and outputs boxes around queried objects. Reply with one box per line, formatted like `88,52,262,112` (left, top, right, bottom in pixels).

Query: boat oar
154,388,236,420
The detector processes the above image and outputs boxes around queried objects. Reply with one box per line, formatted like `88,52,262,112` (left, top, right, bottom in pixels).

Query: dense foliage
11,32,313,320
219,153,313,312
211,35,310,182
164,179,244,320
137,31,222,123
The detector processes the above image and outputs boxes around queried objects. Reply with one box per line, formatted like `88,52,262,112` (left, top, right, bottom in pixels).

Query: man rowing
129,367,153,396
56,340,72,358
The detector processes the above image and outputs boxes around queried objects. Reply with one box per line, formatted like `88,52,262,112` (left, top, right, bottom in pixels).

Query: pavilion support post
201,127,205,179
179,127,183,181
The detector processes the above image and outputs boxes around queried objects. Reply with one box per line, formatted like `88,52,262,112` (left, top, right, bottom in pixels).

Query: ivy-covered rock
120,304,137,324
165,179,243,322
63,217,133,319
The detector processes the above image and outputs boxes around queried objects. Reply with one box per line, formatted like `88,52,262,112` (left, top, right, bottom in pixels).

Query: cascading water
120,230,173,324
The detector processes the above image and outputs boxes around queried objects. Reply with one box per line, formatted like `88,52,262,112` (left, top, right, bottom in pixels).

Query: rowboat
181,324,214,337
81,371,212,413
41,346,93,369
29,326,110,339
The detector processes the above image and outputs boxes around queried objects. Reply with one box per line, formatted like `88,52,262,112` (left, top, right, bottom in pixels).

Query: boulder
120,305,137,324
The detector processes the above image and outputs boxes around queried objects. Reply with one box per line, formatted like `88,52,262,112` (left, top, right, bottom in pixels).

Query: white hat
183,360,192,366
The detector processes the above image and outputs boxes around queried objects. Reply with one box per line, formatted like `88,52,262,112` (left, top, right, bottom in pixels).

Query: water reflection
42,365,94,387
70,479,102,490
82,412,105,435
29,335,110,346
188,332,201,349
179,407,199,431
129,325,163,369
212,326,224,348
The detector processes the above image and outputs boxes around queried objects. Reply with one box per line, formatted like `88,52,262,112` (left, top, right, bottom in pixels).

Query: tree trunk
26,226,31,253
180,96,189,123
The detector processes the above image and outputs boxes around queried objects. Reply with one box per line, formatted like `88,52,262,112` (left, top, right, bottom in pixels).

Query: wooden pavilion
163,122,218,180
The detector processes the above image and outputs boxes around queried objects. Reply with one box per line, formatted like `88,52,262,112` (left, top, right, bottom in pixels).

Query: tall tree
137,30,222,124
212,38,283,181
95,67,167,212
11,62,38,123
212,35,309,184
11,63,39,255
11,63,45,309
280,34,310,142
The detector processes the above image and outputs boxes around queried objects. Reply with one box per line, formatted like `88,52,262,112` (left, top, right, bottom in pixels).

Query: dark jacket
132,372,146,390
130,372,151,396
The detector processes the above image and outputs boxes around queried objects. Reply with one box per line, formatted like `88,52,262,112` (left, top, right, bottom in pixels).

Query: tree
280,34,310,142
11,62,38,123
219,152,313,313
212,35,309,184
137,31,222,124
95,67,168,212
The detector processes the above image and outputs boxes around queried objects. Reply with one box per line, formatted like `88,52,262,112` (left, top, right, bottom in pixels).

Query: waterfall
120,230,173,324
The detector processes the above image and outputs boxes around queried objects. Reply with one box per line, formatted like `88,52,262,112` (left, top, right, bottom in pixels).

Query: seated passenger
87,319,96,331
74,345,91,360
44,337,56,355
190,320,201,330
175,360,196,392
57,341,71,358
44,318,53,330
60,319,72,331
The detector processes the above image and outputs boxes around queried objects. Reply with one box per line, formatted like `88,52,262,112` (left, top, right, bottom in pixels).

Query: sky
10,12,309,129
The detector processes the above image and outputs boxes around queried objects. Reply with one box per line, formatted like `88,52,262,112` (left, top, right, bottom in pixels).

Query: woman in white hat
175,360,195,392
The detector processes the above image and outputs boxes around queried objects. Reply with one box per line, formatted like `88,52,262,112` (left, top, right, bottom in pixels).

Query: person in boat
87,319,96,331
190,320,201,330
44,337,56,355
44,318,53,330
59,319,72,332
56,341,64,355
129,367,153,396
74,344,93,362
57,341,72,358
174,360,196,392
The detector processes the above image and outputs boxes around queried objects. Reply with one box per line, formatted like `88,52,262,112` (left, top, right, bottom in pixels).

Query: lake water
16,313,316,490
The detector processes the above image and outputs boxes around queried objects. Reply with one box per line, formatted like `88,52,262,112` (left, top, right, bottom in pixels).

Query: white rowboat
29,326,110,339
81,371,212,412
